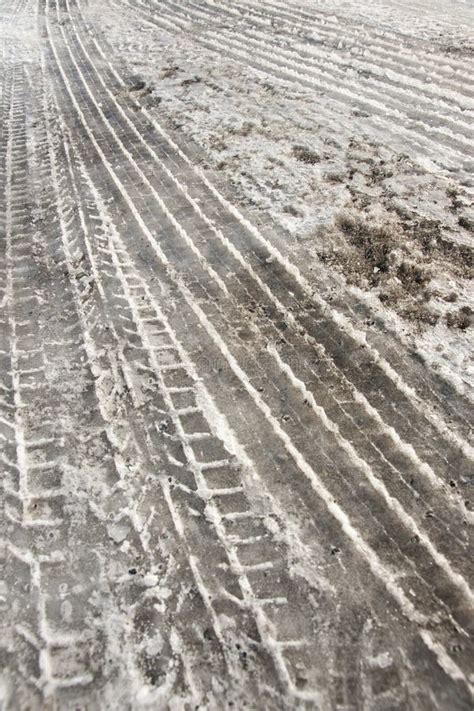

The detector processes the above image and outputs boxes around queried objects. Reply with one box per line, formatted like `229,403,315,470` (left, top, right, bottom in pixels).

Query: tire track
121,0,474,174
42,33,354,702
114,0,474,188
187,0,474,110
59,0,474,596
3,41,223,707
0,49,18,705
232,0,474,88
40,67,241,707
76,0,473,447
93,0,474,448
63,112,450,708
68,149,316,704
61,0,474,596
3,58,100,705
2,0,471,705
65,0,474,514
41,0,474,696
157,0,474,131
42,42,362,705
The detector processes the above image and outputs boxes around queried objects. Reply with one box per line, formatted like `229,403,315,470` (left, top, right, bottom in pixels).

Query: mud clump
324,171,345,184
129,77,147,92
292,145,320,165
127,77,156,104
160,65,179,79
181,76,202,87
396,261,431,295
408,217,473,277
318,211,443,326
336,213,394,283
441,41,474,58
316,204,473,330
283,204,301,217
229,121,255,137
458,215,474,233
446,307,472,330
402,304,439,326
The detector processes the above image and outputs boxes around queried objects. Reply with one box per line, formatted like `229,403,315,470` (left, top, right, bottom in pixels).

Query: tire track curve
39,0,474,699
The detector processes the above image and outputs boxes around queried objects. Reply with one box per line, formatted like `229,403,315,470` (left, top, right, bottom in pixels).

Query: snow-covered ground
88,0,473,395
2,1,473,708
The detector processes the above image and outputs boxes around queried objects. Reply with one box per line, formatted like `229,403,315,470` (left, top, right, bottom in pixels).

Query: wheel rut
1,1,473,708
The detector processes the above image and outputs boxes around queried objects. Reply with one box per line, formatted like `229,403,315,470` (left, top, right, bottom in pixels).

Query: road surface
1,0,473,708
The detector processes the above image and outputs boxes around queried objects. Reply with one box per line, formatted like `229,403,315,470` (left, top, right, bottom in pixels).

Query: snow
90,0,474,396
